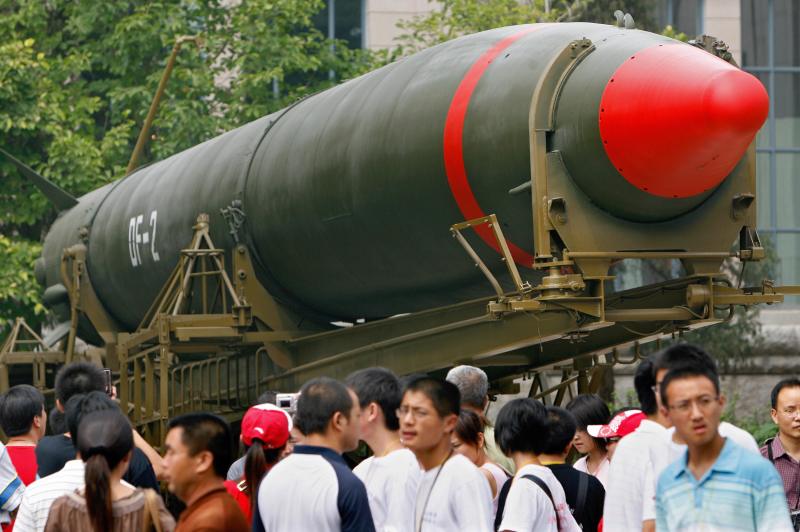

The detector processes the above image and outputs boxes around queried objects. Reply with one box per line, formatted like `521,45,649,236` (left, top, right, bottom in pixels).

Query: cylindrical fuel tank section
40,23,747,330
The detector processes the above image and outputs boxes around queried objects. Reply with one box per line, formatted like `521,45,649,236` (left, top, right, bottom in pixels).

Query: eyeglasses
667,395,719,414
396,406,431,420
780,408,800,418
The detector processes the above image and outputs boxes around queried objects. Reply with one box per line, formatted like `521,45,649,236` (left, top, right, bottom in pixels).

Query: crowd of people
0,343,796,531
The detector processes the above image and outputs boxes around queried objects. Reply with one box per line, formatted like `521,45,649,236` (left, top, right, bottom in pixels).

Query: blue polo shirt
255,444,375,532
656,438,793,531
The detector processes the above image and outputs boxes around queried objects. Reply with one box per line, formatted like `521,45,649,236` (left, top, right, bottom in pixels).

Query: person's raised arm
133,429,165,480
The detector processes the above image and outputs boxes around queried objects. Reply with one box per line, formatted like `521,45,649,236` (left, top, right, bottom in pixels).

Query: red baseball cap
241,403,291,448
587,409,645,439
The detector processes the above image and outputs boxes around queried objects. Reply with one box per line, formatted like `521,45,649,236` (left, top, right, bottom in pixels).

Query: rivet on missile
237,270,246,279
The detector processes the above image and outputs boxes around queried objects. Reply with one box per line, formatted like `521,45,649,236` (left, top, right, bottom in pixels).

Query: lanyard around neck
416,449,454,532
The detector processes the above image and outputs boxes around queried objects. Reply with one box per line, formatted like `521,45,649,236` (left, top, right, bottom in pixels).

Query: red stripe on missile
444,26,545,268
599,43,769,198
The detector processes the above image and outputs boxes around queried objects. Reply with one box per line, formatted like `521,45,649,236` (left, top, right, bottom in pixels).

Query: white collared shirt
572,455,610,489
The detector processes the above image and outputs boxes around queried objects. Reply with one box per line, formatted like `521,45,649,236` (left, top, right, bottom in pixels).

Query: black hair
346,367,402,431
257,390,279,405
54,362,105,404
542,406,578,455
495,398,548,455
659,366,721,407
454,409,485,447
294,377,353,436
65,391,118,443
653,343,718,376
565,394,609,451
771,378,800,409
402,375,460,418
49,406,67,434
168,413,233,478
0,385,45,437
634,358,658,415
78,409,134,532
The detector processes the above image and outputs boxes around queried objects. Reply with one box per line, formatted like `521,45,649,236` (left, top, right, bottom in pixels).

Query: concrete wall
364,0,439,49
703,0,742,64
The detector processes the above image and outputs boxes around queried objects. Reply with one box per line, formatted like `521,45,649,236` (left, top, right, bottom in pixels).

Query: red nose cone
599,44,769,199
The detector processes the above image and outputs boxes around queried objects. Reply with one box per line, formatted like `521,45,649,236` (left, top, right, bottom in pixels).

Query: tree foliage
0,0,375,336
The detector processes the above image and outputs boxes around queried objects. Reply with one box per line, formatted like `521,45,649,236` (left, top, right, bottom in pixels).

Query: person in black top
36,361,159,491
540,406,605,531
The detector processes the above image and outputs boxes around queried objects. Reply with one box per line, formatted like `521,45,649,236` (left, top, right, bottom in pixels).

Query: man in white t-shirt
347,368,421,532
398,376,493,532
604,358,671,532
494,398,580,532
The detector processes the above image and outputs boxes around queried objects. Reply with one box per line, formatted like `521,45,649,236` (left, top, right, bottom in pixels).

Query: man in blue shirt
255,377,375,532
655,361,793,531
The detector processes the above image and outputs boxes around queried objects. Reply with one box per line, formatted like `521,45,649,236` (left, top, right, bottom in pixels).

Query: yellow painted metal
0,318,65,401
529,39,595,262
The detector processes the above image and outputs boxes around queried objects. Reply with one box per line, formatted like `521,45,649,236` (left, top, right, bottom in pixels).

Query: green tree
0,0,374,338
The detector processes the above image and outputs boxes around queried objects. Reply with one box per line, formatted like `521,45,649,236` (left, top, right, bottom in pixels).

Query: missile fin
0,147,79,211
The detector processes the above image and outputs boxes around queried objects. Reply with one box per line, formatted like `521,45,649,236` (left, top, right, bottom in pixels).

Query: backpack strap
494,478,513,531
521,474,558,529
494,474,559,532
765,437,775,462
575,471,589,518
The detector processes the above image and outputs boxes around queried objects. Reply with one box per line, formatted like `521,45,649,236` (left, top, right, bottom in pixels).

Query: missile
33,22,767,334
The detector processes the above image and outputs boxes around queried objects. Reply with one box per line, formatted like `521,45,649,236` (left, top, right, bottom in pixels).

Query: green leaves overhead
0,0,373,335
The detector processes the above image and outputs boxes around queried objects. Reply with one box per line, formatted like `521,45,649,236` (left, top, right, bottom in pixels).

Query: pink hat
587,409,645,439
241,403,291,448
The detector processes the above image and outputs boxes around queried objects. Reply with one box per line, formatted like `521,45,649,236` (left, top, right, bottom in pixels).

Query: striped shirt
760,436,800,511
656,438,794,531
14,460,85,532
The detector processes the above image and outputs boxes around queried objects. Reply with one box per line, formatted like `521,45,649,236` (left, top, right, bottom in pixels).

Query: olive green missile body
36,23,768,333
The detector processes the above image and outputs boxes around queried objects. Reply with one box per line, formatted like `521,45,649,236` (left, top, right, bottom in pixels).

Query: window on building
314,0,365,49
742,0,800,296
655,0,704,36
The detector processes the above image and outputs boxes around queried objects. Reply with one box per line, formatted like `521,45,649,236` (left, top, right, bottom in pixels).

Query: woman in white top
565,394,611,488
451,409,509,517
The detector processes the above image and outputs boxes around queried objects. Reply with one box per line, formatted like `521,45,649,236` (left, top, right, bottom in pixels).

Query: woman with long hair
44,407,174,531
224,404,291,522
451,409,509,519
566,394,611,488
